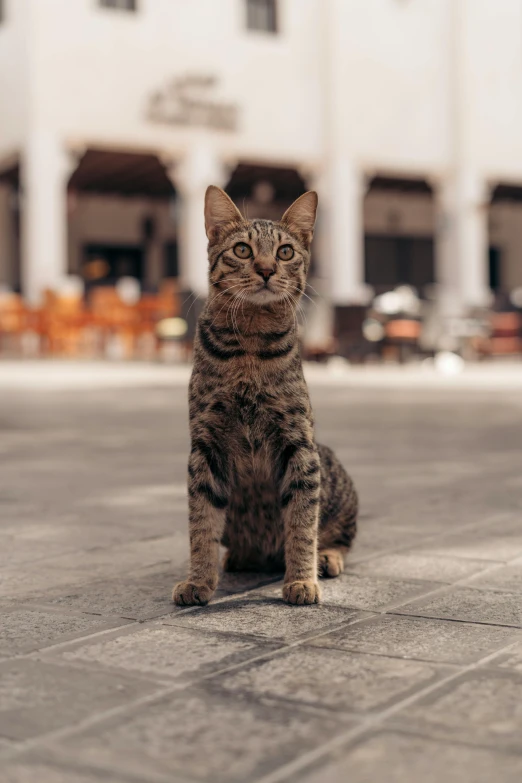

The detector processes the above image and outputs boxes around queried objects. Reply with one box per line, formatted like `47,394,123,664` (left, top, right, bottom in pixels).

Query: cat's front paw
283,580,321,605
172,581,214,607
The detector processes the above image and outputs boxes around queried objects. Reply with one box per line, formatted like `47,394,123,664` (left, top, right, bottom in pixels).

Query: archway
67,149,177,294
364,175,435,298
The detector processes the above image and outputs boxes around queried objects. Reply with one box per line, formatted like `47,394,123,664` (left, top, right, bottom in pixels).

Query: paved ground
1,365,522,782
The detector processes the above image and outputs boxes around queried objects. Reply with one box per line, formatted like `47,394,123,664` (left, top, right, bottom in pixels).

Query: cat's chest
228,395,272,479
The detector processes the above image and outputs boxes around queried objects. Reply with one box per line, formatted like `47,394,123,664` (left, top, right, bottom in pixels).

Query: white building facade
1,0,522,315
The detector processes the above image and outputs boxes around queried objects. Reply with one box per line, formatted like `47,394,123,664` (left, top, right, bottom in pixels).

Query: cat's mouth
249,283,283,303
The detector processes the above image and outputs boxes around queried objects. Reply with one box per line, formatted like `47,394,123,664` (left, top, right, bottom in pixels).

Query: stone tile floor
1,373,522,781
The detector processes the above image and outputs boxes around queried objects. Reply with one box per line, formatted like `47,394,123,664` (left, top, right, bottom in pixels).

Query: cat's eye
277,245,294,261
233,242,252,259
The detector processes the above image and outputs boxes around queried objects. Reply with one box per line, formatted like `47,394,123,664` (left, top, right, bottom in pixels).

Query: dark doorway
364,235,435,296
0,163,21,292
82,244,144,287
489,246,502,291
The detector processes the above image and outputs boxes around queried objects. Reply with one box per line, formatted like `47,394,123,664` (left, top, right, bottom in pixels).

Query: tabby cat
172,186,358,606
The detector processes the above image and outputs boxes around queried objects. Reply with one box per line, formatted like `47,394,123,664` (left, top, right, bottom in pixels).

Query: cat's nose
254,261,276,281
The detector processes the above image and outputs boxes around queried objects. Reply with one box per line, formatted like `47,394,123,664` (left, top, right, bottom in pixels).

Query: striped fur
173,187,358,606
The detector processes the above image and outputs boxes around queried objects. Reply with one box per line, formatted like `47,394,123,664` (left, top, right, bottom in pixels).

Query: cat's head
204,185,317,306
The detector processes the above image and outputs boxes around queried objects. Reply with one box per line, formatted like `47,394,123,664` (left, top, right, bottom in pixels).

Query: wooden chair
384,318,422,364
41,289,91,357
0,293,27,355
476,312,522,357
90,287,148,359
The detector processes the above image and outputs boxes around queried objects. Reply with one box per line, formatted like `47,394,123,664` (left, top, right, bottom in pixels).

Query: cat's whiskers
219,288,245,349
284,288,309,332
180,290,199,309
306,281,322,298
210,283,251,330
183,291,203,321
210,281,248,303
232,290,251,349
284,281,319,310
239,288,248,325
281,292,299,336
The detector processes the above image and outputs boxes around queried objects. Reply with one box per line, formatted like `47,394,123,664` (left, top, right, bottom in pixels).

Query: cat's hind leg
317,502,357,579
316,443,358,580
317,506,357,579
318,547,348,578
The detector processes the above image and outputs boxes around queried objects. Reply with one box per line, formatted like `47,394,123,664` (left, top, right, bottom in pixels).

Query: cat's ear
281,191,318,246
204,186,243,241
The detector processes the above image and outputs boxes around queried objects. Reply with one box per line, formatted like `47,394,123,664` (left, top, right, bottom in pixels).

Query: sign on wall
147,74,238,132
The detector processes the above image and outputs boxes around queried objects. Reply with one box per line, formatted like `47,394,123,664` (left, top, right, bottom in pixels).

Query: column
166,145,228,298
436,171,490,316
318,158,370,305
21,134,74,304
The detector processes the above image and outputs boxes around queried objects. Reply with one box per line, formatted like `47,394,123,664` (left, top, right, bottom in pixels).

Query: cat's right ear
204,186,243,241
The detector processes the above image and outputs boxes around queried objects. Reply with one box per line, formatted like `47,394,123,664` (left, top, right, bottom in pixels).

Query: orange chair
385,319,422,341
477,312,522,357
491,312,521,336
89,287,146,359
158,278,181,318
384,319,422,364
0,294,27,354
41,289,91,357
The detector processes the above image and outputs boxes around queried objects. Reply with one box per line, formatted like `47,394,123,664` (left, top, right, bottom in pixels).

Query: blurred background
2,0,522,366
3,5,522,782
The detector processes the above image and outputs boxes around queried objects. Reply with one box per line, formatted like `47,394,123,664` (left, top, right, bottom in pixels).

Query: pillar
166,145,228,298
21,134,74,304
436,171,490,316
318,158,370,305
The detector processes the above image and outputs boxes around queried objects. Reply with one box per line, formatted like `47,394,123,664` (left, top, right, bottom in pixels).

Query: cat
172,186,358,606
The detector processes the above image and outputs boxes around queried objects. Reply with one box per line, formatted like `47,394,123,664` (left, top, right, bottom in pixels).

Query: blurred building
1,0,522,318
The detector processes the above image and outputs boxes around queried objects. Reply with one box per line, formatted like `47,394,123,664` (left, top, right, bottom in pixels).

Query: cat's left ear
204,186,244,242
281,191,318,246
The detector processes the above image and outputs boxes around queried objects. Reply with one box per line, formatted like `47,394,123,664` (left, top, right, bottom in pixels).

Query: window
99,0,137,11
246,0,277,33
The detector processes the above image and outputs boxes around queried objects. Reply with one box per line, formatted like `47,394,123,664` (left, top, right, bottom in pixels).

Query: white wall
328,0,452,176
0,0,30,160
25,0,322,165
5,1,522,184
461,0,522,182
0,0,461,173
